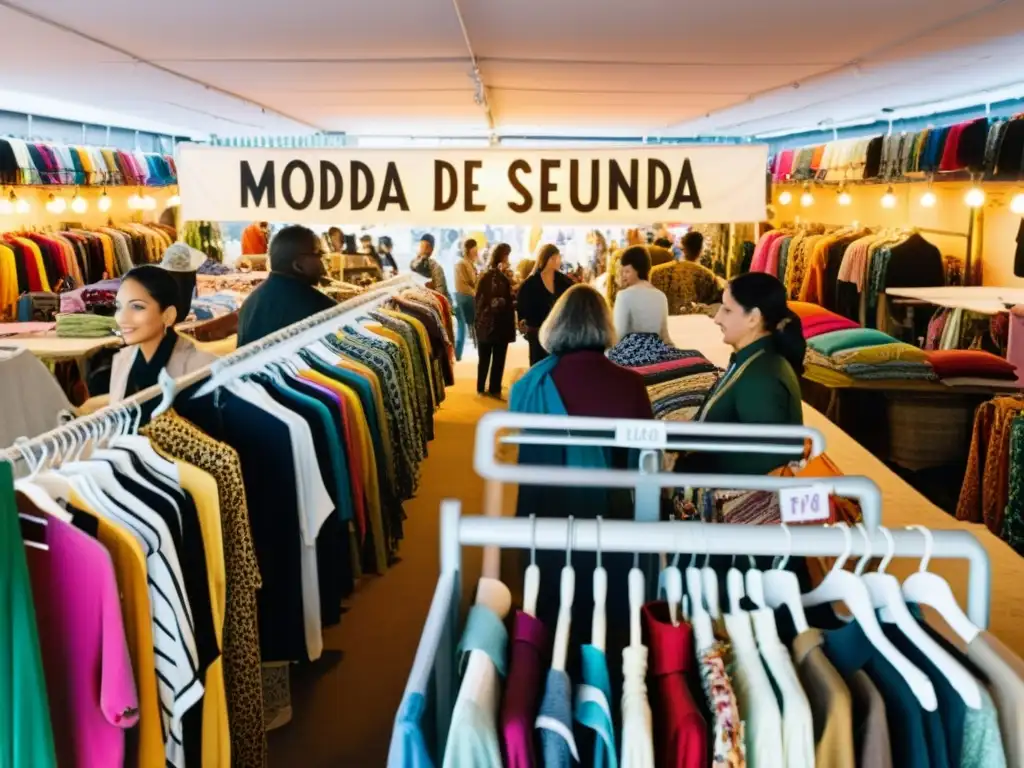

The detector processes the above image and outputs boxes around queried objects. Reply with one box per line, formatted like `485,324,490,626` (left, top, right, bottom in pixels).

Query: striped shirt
62,464,201,766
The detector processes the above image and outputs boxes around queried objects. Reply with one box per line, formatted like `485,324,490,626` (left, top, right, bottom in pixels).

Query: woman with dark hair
107,265,216,404
516,243,573,365
675,271,805,475
474,243,515,397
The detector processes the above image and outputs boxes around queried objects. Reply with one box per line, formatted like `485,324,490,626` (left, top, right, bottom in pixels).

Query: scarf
125,328,179,397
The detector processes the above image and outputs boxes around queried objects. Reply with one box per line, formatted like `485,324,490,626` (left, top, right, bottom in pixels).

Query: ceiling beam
449,0,495,134
0,0,324,133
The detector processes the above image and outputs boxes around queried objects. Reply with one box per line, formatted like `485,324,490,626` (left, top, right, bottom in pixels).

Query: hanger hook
595,516,602,569
669,515,682,568
529,513,537,567
878,526,896,574
908,524,933,572
833,522,853,572
566,515,574,567
854,522,872,576
775,522,793,570
14,437,37,474
700,519,711,569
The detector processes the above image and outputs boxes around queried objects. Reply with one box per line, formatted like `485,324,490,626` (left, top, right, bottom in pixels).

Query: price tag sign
614,421,668,449
779,484,830,524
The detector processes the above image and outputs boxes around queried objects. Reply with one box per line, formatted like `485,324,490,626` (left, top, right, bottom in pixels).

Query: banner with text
177,144,767,225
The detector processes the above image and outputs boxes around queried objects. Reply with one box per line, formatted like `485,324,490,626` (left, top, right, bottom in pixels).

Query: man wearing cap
237,224,336,346
411,234,450,300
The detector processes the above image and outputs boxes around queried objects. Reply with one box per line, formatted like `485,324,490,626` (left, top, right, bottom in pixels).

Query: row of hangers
517,514,984,713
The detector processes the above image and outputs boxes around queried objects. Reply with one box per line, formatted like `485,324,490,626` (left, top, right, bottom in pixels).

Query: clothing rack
390,498,991,765
0,271,428,469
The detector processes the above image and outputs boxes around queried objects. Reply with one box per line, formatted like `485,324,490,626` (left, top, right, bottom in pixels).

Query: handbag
16,292,60,322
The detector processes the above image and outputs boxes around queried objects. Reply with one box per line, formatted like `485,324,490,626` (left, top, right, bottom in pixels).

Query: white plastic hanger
151,367,178,419
523,514,540,618
802,523,938,710
859,526,982,709
684,541,715,652
12,439,72,523
551,516,576,673
901,524,980,645
685,549,702,622
761,523,809,633
700,523,722,620
726,555,746,615
592,517,607,652
659,518,683,626
745,555,767,609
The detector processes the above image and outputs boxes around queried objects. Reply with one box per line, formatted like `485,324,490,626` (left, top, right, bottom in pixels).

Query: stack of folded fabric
927,349,1019,387
805,327,937,383
55,312,118,338
789,301,860,339
59,278,121,314
188,291,244,321
646,369,719,421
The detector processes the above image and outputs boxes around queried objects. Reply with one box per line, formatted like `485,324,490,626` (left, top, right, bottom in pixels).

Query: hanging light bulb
0,190,13,215
141,194,156,211
97,189,112,213
1011,192,1024,216
881,186,897,209
778,189,792,206
800,183,814,208
166,192,181,207
70,190,87,214
920,189,936,208
837,187,852,206
964,185,986,208
45,193,67,214
127,191,143,210
14,194,30,214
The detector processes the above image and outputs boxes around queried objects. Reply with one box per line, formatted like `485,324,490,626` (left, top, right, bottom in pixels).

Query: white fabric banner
176,144,767,225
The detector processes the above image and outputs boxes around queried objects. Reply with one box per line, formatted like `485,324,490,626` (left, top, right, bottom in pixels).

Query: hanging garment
575,643,618,768
501,611,550,768
724,611,783,766
620,644,656,768
0,348,74,448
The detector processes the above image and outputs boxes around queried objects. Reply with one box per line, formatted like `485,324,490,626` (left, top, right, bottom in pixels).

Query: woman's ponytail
772,310,806,375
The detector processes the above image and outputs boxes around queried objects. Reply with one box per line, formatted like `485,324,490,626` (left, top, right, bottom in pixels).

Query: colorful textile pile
607,333,697,368
926,350,1018,387
647,372,718,421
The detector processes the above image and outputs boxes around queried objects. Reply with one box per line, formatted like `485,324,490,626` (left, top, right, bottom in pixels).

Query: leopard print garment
142,410,268,767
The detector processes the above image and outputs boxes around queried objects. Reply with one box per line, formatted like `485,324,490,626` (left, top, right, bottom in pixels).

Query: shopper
107,265,217,404
237,225,336,346
410,234,450,300
474,243,515,397
377,235,399,274
675,271,805,475
517,244,573,365
327,226,346,253
241,221,269,255
613,245,671,342
453,238,479,361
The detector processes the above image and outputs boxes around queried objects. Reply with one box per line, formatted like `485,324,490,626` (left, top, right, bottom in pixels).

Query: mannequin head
115,265,179,349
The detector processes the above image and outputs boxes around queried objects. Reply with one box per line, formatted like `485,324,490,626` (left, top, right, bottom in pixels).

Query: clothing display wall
0,138,176,187
769,113,1024,183
1,279,453,768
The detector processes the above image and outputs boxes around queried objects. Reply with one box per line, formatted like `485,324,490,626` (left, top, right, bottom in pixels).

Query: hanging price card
779,484,831,524
614,421,668,449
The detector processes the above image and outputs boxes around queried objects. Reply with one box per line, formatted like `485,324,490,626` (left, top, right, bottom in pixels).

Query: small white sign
779,484,831,524
615,421,668,449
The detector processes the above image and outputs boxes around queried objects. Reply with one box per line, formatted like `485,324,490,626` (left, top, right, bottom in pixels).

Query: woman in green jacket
676,271,805,475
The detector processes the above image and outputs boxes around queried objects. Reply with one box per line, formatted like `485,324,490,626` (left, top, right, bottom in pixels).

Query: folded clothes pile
55,312,118,338
646,371,718,421
607,332,699,368
59,278,120,314
802,317,937,382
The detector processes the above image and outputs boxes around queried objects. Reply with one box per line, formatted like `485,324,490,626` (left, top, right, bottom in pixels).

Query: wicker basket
885,392,974,470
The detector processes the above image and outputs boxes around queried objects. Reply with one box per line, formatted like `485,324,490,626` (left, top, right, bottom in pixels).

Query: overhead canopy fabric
177,144,767,225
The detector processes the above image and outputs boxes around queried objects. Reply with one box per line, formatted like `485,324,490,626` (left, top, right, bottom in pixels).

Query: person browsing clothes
675,271,805,475
516,243,573,365
474,243,516,398
453,238,480,361
613,245,671,342
237,225,336,346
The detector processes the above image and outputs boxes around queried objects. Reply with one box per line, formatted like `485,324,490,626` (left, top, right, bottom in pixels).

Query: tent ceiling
0,0,1020,139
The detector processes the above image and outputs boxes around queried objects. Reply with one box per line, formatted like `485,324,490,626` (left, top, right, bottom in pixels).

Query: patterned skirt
607,332,695,368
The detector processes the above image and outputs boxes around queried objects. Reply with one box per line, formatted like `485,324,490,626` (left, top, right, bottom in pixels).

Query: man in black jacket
237,225,337,346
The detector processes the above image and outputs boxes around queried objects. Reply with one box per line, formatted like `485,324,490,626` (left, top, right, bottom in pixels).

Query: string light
800,184,814,207
127,191,144,210
837,187,852,206
778,190,792,206
45,194,67,214
98,190,112,213
1011,193,1024,216
964,186,985,208
0,190,13,215
14,195,30,214
880,186,897,209
141,194,156,211
70,190,87,214
166,193,181,207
